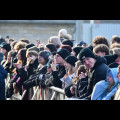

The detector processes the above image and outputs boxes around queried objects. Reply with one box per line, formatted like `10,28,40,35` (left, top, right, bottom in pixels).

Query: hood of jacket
91,68,119,100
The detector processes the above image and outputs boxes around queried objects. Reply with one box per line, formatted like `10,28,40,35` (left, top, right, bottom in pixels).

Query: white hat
58,29,67,36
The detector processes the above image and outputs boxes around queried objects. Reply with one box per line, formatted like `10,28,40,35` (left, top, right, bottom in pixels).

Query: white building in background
0,20,120,46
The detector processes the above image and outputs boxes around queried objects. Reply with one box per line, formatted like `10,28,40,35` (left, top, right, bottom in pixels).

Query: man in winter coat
50,49,70,88
78,47,109,100
0,65,8,100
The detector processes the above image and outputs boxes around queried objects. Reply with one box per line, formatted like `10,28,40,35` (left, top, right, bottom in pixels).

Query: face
107,74,114,85
55,54,64,65
7,52,12,61
95,52,105,57
17,51,21,60
71,51,76,56
83,57,96,69
74,63,79,75
115,57,120,63
64,61,71,71
38,56,45,65
1,48,7,55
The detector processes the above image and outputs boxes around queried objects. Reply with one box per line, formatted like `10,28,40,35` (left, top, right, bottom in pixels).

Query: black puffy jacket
79,56,109,100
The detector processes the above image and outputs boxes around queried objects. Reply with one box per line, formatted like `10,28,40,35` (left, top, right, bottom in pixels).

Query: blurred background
0,20,120,45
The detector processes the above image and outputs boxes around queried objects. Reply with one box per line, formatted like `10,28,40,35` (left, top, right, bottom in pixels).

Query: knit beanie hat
62,39,73,47
26,44,35,49
61,45,72,53
46,43,57,53
27,46,40,54
72,46,83,56
65,55,78,67
57,48,70,60
1,43,11,52
78,47,96,63
39,50,51,64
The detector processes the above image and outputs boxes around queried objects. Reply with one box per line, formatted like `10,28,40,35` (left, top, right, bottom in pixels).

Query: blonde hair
72,65,86,84
48,36,62,49
14,42,27,52
110,43,120,50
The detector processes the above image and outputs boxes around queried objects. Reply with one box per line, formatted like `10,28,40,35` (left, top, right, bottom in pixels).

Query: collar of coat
91,56,107,72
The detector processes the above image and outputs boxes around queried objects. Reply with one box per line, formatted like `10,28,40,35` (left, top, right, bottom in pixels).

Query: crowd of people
0,28,120,100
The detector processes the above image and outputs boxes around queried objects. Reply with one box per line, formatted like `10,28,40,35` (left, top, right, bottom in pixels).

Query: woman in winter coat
91,68,119,100
60,55,78,89
65,63,87,98
6,48,27,98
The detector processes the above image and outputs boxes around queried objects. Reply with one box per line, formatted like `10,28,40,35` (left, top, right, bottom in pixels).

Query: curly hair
92,36,110,48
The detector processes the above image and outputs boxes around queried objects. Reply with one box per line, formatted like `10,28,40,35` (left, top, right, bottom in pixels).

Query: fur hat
65,55,78,67
78,47,96,63
57,48,70,60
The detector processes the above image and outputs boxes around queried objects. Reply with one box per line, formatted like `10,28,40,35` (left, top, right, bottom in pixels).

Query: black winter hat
46,43,57,53
0,38,5,45
57,48,70,60
62,39,73,47
65,55,78,67
26,44,35,49
78,47,96,63
72,46,83,57
1,43,11,52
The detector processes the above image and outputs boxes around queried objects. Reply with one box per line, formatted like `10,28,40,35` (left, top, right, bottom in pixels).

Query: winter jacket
108,62,119,68
104,54,118,66
0,65,8,100
91,68,119,100
52,65,66,88
23,65,48,90
78,56,109,100
65,77,88,98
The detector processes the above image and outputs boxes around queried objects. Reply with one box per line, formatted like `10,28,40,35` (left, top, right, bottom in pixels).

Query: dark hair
19,38,30,44
39,50,51,64
19,48,27,65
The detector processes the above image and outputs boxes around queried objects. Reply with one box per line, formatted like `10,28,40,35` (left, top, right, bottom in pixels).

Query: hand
7,57,11,63
51,59,56,71
13,83,16,89
14,63,22,69
70,86,76,95
79,72,86,79
14,88,19,94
